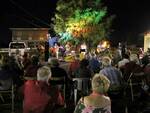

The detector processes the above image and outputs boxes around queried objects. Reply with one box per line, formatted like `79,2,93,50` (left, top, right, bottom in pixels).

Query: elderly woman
23,66,64,113
74,73,111,113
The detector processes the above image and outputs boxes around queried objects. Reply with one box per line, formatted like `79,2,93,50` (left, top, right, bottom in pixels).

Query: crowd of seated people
72,51,149,113
0,47,150,113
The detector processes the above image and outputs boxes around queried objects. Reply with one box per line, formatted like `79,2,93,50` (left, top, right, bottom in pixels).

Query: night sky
0,0,150,47
106,0,150,45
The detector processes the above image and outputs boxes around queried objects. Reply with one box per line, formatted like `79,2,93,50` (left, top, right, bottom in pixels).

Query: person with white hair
130,54,140,64
100,56,123,91
118,54,129,69
74,73,111,113
37,66,51,82
23,66,64,113
99,56,125,113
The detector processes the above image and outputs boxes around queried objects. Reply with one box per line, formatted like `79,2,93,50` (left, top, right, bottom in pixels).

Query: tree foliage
54,0,114,48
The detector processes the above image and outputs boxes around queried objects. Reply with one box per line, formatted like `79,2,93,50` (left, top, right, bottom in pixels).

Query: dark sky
0,0,57,47
0,0,150,47
106,0,150,45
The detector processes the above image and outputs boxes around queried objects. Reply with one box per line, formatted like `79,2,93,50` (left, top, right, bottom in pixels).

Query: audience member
121,54,143,81
47,58,68,99
22,52,31,70
68,54,80,79
118,54,129,69
48,58,68,80
100,56,125,113
74,73,111,113
24,55,39,78
73,59,93,78
23,66,64,113
100,56,123,91
9,55,24,87
0,55,13,90
89,53,101,73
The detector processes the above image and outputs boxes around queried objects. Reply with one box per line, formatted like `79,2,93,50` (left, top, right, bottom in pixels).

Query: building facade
10,28,49,48
144,32,150,52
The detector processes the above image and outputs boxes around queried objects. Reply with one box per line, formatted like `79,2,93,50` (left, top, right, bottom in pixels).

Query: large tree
53,0,114,48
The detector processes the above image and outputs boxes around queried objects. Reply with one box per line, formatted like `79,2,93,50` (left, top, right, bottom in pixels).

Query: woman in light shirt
74,73,111,113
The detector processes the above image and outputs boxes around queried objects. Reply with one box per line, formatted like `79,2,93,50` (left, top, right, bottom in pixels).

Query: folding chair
127,72,145,101
23,76,37,80
50,77,66,107
0,83,15,113
72,78,91,105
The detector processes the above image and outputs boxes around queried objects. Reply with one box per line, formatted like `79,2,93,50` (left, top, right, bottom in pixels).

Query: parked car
9,42,29,56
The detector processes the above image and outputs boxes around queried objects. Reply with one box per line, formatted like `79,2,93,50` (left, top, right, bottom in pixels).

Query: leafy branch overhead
54,0,114,47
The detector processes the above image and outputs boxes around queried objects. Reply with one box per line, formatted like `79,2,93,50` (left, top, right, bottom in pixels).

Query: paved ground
0,98,149,113
0,104,22,113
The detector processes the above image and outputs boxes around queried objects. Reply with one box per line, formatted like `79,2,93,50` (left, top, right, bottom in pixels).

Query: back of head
102,56,111,67
37,66,51,82
92,73,110,94
31,55,39,65
90,52,96,58
1,55,9,67
23,52,29,58
130,54,139,64
75,54,80,60
123,54,129,59
48,58,59,67
80,59,89,68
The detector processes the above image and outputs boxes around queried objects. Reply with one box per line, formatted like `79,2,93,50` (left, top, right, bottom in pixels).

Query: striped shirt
100,66,123,86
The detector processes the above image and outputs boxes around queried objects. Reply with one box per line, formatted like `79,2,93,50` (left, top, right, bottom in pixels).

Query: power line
19,17,42,28
9,0,51,27
8,14,42,27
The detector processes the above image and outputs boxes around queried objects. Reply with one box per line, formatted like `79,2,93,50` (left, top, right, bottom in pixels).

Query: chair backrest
23,76,37,80
73,78,91,94
49,77,66,107
127,72,145,101
129,72,145,84
50,77,65,85
0,83,15,113
72,78,91,105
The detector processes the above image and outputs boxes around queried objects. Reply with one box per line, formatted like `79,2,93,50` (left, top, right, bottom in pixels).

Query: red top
23,80,64,113
69,60,80,77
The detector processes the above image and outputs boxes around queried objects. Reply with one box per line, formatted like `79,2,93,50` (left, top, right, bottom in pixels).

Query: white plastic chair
72,78,91,105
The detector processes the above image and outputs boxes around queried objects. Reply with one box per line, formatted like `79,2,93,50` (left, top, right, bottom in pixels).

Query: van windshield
10,43,25,49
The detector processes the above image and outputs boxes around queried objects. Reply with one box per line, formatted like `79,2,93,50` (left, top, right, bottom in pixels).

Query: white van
9,42,29,56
